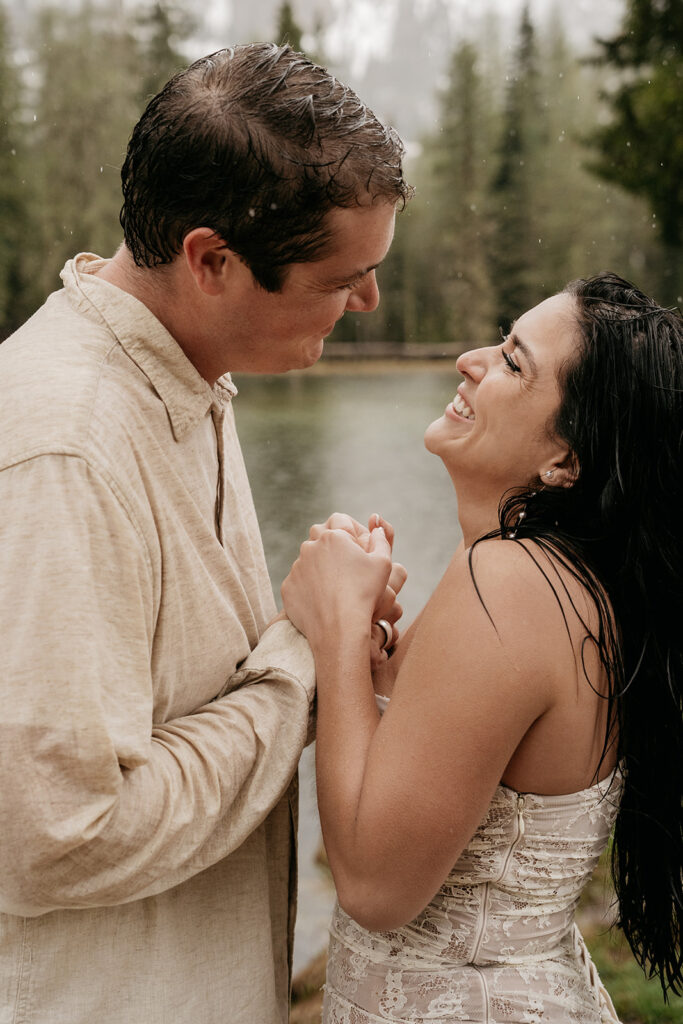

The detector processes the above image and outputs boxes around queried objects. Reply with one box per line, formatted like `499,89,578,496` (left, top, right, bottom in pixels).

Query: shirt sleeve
0,454,315,916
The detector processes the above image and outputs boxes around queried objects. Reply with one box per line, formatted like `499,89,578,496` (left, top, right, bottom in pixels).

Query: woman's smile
445,388,475,424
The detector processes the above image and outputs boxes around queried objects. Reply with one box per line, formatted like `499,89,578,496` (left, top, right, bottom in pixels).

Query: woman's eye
502,348,521,374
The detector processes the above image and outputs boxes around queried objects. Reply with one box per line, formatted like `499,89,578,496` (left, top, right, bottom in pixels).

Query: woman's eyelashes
502,348,522,374
498,330,522,374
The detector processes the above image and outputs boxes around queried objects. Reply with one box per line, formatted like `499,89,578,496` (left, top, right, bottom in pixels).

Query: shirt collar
60,253,238,441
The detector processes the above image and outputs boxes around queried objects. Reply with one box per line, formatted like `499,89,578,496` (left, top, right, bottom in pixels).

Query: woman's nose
456,346,488,382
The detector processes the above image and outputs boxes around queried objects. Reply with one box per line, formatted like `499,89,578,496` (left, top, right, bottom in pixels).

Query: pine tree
0,3,29,336
488,5,548,327
425,40,496,345
27,3,142,300
276,2,304,52
136,2,196,104
588,0,683,300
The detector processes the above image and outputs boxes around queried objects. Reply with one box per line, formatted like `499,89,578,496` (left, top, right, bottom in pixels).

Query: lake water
233,366,464,972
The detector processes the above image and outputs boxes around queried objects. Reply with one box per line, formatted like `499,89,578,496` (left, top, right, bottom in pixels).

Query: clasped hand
281,513,407,667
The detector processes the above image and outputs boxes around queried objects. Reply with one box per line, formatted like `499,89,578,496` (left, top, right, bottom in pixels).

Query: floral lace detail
323,770,623,1023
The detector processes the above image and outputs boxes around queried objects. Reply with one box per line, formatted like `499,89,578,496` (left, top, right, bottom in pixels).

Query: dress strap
572,924,621,1023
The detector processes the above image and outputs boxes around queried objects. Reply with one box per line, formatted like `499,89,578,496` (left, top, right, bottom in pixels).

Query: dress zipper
470,794,526,964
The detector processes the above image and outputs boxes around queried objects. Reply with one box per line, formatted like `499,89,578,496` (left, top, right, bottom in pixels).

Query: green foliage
0,0,679,344
276,2,303,52
424,41,496,344
135,2,197,103
0,3,29,332
578,853,683,1023
590,0,683,249
489,6,548,327
28,4,142,300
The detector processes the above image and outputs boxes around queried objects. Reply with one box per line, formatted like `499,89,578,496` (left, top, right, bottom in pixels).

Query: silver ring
373,619,393,651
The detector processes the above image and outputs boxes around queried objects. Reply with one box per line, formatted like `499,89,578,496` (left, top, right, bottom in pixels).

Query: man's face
221,201,397,374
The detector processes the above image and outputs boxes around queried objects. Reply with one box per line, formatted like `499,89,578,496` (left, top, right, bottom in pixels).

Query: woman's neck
453,484,503,549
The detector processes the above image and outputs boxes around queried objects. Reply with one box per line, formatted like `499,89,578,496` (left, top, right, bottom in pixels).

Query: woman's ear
540,450,579,488
182,227,234,295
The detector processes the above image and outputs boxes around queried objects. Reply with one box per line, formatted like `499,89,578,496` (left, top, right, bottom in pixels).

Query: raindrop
33,114,37,121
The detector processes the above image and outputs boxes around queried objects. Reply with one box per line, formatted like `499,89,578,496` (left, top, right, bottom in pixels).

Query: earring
543,470,554,478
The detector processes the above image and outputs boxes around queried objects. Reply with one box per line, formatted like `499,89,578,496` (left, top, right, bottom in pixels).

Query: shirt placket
211,404,226,546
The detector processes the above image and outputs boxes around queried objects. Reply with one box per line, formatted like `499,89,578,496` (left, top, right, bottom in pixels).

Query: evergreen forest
0,0,680,346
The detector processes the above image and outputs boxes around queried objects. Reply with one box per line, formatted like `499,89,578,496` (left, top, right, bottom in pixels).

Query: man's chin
300,338,325,367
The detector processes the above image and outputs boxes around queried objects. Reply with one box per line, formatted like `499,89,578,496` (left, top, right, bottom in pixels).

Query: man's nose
346,271,380,313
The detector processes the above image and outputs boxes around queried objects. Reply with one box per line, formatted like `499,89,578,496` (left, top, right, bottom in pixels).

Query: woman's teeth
453,393,475,420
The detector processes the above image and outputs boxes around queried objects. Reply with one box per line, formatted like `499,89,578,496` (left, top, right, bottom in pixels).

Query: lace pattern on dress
323,695,622,1023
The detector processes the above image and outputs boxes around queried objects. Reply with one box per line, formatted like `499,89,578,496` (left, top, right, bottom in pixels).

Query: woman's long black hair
484,272,683,995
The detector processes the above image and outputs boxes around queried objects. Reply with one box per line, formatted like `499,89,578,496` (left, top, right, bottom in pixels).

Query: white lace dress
322,695,622,1024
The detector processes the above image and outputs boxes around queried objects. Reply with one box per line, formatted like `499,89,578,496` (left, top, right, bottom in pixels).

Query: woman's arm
283,535,577,931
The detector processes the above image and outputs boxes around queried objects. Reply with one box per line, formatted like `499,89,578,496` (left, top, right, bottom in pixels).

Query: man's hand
305,513,407,667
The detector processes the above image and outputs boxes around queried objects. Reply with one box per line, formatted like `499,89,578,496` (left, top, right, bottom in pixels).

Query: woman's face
424,292,579,495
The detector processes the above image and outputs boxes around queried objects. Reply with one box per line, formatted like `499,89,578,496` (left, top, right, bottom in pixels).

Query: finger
369,513,394,549
325,513,368,538
370,626,391,665
373,587,403,624
314,515,370,548
371,620,399,654
368,526,392,560
370,622,388,651
370,645,389,670
388,562,407,595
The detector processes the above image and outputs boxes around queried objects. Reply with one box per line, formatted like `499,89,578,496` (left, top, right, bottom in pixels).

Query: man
0,44,411,1023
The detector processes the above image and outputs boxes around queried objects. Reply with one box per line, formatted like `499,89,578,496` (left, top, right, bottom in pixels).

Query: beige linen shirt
0,254,315,1024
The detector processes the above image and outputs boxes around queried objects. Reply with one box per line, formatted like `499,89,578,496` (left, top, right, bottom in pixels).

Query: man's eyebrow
326,264,378,287
509,320,538,376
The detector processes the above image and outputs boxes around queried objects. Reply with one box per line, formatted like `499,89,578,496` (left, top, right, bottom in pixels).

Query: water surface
234,368,464,971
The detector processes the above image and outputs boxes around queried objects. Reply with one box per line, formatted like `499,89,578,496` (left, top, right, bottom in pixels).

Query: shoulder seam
0,449,154,580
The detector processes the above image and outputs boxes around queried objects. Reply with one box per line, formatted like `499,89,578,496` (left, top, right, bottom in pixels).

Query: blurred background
0,0,681,343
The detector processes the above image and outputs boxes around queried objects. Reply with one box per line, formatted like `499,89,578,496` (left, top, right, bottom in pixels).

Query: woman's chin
424,417,448,455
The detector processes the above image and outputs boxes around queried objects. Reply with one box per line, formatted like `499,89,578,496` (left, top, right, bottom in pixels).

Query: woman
282,272,683,1023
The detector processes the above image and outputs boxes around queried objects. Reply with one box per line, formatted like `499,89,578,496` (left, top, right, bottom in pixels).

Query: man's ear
182,227,235,295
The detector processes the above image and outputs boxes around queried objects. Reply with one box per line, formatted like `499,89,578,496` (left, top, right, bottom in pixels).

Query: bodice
330,771,621,971
324,694,622,1022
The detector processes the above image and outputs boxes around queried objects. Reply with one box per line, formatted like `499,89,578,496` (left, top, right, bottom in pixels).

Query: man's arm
0,454,314,915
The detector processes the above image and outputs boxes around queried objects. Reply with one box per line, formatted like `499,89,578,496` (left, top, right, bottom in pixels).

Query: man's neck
96,245,174,325
95,246,215,382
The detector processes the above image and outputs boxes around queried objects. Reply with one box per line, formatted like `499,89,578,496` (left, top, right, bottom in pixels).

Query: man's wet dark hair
120,43,413,291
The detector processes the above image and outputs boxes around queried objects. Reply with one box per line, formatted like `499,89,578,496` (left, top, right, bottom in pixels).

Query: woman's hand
288,513,406,664
281,523,394,655
370,560,407,667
